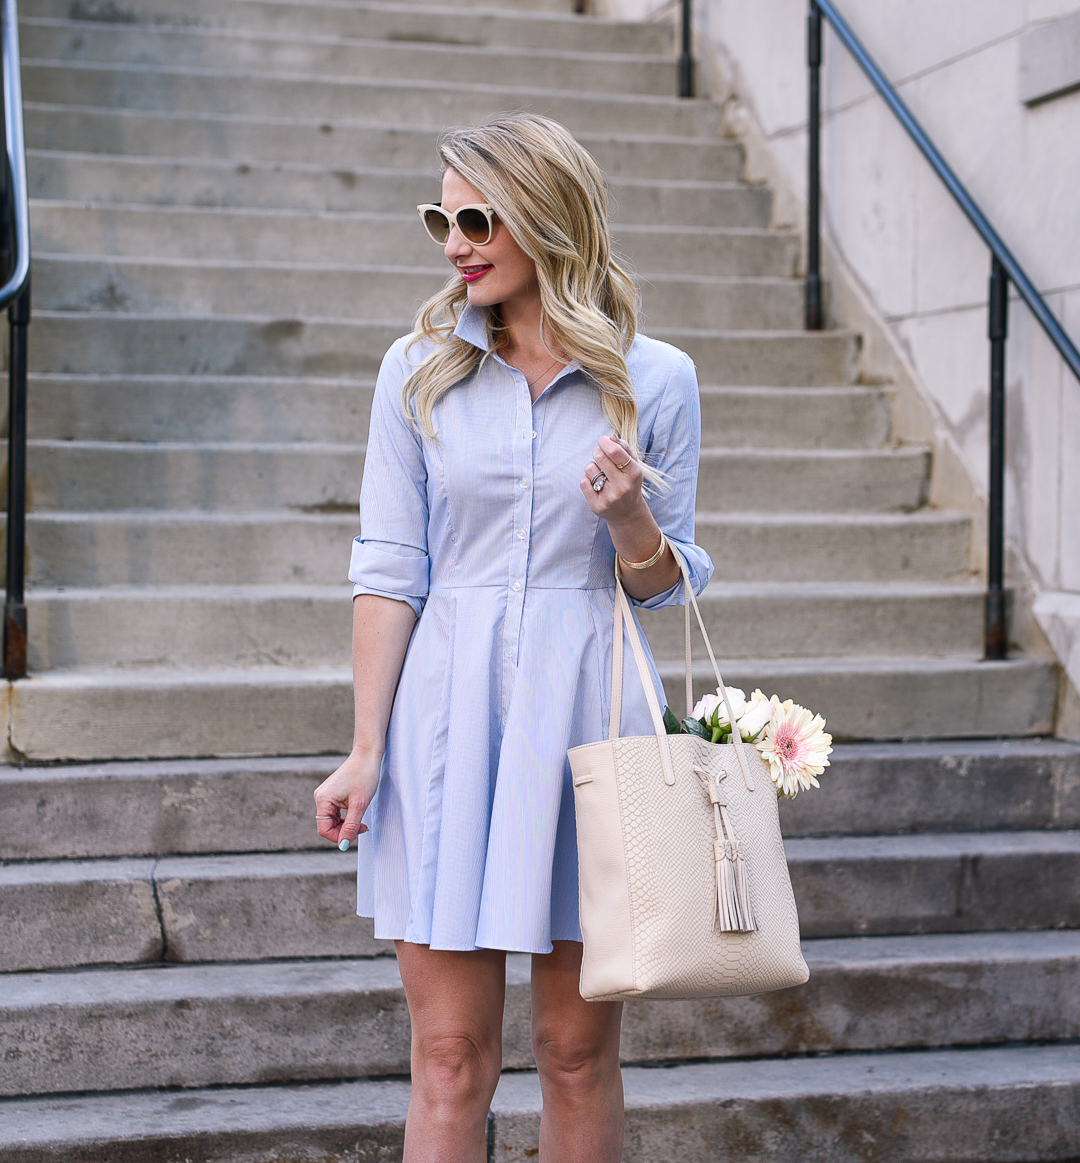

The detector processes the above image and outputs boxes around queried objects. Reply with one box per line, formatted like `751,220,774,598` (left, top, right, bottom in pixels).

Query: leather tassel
714,809,757,933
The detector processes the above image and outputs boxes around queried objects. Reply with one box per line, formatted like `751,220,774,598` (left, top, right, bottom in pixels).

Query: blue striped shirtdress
349,302,713,953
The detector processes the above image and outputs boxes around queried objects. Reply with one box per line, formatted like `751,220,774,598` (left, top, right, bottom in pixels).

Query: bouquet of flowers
664,685,832,798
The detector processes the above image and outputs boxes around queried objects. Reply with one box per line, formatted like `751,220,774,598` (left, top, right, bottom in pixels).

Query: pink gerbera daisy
756,698,832,798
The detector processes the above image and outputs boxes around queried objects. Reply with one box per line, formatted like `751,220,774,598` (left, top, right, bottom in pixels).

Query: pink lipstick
459,264,493,283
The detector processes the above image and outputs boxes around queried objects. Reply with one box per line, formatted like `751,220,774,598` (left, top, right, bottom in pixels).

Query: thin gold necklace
524,356,561,394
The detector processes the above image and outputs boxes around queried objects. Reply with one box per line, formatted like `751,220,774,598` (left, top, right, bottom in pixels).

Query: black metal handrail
806,0,1080,660
1,0,31,680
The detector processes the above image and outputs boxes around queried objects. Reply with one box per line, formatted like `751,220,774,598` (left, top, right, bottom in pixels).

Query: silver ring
590,471,607,493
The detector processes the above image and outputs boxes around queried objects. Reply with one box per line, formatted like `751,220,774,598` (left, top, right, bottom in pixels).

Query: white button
520,479,529,490
532,430,538,438
512,581,522,592
517,530,526,540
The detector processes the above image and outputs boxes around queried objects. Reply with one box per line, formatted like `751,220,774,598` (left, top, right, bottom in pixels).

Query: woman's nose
444,227,472,263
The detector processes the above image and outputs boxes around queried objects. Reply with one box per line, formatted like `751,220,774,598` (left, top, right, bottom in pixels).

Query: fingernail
338,837,351,852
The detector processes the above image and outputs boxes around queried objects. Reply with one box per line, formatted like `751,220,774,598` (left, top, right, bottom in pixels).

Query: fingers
340,801,369,846
314,795,368,849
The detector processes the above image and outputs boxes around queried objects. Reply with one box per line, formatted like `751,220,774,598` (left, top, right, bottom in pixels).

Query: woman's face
441,169,539,314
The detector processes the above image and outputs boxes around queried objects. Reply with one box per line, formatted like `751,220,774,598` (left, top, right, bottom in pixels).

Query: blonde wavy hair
403,113,659,483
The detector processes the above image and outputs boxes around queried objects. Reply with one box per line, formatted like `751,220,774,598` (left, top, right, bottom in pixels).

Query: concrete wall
604,0,1080,732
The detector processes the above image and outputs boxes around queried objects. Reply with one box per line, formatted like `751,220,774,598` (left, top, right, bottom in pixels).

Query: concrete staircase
3,0,1079,1157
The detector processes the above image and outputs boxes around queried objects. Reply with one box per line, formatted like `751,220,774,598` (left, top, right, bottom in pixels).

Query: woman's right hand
314,749,383,849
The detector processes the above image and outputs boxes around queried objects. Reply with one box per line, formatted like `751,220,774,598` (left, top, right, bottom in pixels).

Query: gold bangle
619,531,667,570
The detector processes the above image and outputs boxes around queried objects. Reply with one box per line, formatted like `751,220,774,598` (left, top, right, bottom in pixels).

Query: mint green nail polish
338,837,351,852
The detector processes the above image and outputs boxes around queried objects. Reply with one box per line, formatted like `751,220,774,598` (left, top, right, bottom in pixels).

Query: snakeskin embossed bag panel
568,546,809,1001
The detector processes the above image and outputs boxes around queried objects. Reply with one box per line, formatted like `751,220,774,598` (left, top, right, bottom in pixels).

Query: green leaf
662,706,685,735
682,716,711,740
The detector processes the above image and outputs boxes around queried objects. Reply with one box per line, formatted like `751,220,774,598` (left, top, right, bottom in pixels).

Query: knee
532,1031,617,1098
414,1032,501,1112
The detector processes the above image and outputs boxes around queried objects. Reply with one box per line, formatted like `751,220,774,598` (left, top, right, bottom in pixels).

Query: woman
314,113,712,1163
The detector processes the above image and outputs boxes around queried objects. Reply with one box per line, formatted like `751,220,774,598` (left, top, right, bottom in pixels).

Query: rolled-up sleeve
349,339,430,617
632,350,715,610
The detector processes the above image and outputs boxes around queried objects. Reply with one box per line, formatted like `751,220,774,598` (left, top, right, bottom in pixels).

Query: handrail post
678,0,693,98
806,0,823,330
3,281,29,679
984,256,1008,660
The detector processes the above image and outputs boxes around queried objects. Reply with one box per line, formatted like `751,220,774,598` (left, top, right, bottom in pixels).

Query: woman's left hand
581,435,645,524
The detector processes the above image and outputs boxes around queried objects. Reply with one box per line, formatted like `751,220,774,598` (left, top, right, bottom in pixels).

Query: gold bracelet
619,530,667,570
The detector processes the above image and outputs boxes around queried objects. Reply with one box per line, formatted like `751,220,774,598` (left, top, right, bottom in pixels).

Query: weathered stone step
10,655,1054,762
660,655,1058,740
3,1042,1077,1163
3,933,1078,1093
21,440,927,512
25,376,882,449
29,153,769,226
788,829,1080,937
23,0,673,56
23,62,719,137
26,585,352,671
16,509,971,589
28,312,857,384
640,581,985,659
30,203,792,277
26,373,375,443
25,581,984,672
26,110,746,182
6,830,1077,972
33,255,799,330
0,851,389,972
22,20,677,96
653,328,859,387
5,741,1076,860
493,1045,1080,1163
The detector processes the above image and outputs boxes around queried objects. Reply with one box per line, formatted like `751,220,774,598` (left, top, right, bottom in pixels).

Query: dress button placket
503,371,533,702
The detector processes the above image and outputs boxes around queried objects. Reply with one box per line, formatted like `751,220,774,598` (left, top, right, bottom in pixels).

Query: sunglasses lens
422,208,450,243
456,208,492,244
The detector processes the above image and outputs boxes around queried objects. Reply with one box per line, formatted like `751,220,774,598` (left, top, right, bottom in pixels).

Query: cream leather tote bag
568,548,809,1001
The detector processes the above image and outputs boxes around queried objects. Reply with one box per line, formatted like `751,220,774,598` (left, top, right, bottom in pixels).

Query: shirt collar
451,300,584,385
452,301,491,351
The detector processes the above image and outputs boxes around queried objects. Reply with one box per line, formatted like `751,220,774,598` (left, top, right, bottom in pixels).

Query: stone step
5,831,1078,973
5,741,1076,861
2,1042,1077,1163
659,655,1058,740
787,829,1080,938
640,581,986,659
20,440,927,512
26,110,747,183
24,581,985,672
29,152,769,226
30,203,793,277
33,255,800,331
26,311,857,384
22,0,673,56
10,655,1055,762
3,932,1078,1094
25,373,376,443
22,20,677,96
25,376,884,449
26,585,353,671
16,509,972,588
23,63,719,137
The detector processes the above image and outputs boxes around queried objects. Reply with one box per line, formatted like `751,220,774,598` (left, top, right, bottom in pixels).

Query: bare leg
396,941,507,1163
531,940,624,1162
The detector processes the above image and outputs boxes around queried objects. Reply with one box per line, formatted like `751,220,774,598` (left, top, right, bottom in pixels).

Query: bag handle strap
609,541,756,792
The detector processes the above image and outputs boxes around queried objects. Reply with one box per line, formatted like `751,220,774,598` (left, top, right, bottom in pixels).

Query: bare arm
314,593,417,848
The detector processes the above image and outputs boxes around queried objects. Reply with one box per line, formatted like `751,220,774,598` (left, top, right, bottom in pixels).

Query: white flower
755,698,832,798
735,697,772,742
691,691,722,723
